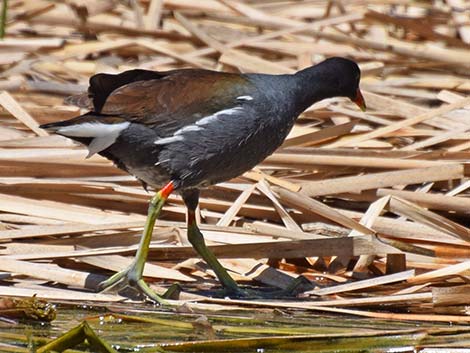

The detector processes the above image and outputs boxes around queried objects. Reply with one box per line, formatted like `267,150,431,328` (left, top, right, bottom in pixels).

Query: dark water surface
2,303,469,352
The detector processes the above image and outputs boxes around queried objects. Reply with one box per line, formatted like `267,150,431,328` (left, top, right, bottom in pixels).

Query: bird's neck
288,65,341,115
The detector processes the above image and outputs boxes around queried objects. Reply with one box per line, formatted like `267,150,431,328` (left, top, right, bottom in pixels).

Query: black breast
157,97,295,189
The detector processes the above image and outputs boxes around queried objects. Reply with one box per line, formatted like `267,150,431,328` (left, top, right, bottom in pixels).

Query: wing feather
65,68,253,135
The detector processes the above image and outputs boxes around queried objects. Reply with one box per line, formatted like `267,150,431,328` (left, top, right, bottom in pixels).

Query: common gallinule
40,57,366,303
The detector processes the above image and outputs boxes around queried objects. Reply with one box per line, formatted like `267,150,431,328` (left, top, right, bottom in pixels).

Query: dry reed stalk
0,0,469,321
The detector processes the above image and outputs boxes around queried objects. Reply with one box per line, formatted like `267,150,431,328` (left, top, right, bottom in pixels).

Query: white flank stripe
175,125,202,135
237,95,253,101
196,107,243,126
155,159,170,166
154,107,244,145
154,135,184,145
57,121,130,158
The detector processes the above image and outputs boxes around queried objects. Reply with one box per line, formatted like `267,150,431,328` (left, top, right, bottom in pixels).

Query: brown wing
64,69,167,111
65,68,253,135
98,69,252,133
90,69,166,112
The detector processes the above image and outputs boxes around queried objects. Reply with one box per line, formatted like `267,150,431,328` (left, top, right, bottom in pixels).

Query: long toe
281,275,314,296
98,268,129,292
221,285,255,299
136,279,168,305
98,267,167,305
221,276,313,299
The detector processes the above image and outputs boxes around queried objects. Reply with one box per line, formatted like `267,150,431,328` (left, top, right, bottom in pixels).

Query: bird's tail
40,114,130,158
39,117,81,132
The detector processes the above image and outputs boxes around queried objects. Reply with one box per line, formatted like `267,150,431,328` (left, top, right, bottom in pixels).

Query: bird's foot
275,275,313,297
221,284,251,298
221,276,312,299
98,265,168,305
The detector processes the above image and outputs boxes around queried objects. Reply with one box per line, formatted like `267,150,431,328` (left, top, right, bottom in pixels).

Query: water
1,302,469,352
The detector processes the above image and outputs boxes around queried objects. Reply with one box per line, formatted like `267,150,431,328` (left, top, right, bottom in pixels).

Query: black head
294,57,366,111
320,57,360,96
319,57,366,111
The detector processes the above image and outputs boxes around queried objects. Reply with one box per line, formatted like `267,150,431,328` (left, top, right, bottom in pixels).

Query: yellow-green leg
98,181,174,303
186,219,309,297
183,189,244,296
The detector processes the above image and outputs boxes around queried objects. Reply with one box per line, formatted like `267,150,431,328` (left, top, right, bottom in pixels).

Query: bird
40,57,366,303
